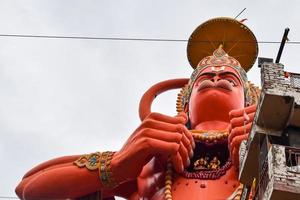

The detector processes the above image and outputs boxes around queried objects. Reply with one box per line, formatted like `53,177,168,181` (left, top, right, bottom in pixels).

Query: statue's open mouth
182,131,232,179
187,139,229,171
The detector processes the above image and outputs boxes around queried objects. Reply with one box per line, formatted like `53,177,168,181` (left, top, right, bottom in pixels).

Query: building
239,58,300,200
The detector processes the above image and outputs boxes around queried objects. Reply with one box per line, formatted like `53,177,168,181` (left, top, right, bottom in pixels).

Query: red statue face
188,66,245,129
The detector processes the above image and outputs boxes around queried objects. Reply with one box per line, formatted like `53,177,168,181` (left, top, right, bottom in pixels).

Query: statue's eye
194,76,211,86
226,79,237,86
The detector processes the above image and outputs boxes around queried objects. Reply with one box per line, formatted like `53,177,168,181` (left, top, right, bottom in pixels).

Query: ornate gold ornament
74,151,118,188
191,130,229,142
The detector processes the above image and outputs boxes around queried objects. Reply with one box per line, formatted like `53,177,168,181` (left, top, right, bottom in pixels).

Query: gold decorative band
74,151,118,188
99,151,118,188
74,152,101,170
191,130,229,142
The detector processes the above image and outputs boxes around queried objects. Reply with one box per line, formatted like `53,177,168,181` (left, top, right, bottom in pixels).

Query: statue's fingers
232,147,239,168
180,132,193,158
146,138,180,156
229,105,257,119
171,152,184,173
244,104,257,113
178,142,190,167
228,123,252,145
141,119,185,133
243,112,250,122
146,112,187,125
141,128,182,143
180,125,195,150
142,128,193,162
230,113,255,127
229,109,244,119
176,112,188,124
228,124,232,133
230,134,248,157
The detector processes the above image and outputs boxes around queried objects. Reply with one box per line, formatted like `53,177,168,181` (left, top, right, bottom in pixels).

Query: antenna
234,8,246,19
275,28,290,63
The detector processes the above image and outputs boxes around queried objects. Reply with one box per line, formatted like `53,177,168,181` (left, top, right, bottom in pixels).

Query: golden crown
187,17,258,72
197,45,241,69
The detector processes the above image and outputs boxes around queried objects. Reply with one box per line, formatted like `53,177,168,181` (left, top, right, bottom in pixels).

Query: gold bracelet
99,151,118,188
74,151,118,188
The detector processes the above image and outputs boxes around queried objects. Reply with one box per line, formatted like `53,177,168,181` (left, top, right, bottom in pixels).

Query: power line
0,196,18,199
0,33,300,44
0,34,187,42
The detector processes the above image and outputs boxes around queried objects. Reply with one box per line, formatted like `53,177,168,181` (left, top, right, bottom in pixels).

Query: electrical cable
0,33,300,44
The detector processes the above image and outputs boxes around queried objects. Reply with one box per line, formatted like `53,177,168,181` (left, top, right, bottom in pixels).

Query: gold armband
74,152,101,170
74,151,118,188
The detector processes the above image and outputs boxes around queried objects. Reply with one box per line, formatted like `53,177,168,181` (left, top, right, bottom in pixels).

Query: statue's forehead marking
211,66,225,72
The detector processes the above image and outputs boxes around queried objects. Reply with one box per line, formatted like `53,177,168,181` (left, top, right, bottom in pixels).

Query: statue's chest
168,174,240,200
137,166,240,200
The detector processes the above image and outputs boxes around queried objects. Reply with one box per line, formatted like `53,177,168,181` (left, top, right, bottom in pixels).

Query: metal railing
290,73,300,89
258,155,269,199
286,146,300,173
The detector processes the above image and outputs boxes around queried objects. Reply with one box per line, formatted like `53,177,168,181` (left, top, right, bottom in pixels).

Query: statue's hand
228,104,256,169
111,112,195,184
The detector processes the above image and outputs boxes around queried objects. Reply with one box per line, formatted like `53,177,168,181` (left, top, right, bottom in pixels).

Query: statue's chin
189,90,244,124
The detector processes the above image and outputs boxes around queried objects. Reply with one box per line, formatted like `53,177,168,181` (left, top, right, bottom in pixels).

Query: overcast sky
1,1,300,199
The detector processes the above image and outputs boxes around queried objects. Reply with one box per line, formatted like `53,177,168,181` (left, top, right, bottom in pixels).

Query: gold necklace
191,130,228,142
164,160,173,200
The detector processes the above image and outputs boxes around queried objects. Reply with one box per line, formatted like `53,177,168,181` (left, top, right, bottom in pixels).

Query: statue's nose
211,76,221,83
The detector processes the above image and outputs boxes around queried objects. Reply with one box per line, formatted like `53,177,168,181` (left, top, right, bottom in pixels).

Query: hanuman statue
16,17,260,200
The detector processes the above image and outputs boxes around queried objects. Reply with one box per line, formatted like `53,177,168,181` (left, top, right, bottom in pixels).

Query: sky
1,0,300,199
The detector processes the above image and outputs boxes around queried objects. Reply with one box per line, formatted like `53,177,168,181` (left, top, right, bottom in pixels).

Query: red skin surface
16,66,256,200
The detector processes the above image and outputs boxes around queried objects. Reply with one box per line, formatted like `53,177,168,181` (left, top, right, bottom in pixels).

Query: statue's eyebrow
198,71,242,84
198,72,216,77
218,72,242,84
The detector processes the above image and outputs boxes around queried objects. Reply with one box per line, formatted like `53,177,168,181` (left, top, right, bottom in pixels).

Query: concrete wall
262,145,300,200
261,63,300,104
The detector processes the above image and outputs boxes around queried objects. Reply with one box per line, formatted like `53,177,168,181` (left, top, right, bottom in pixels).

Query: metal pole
275,28,290,63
